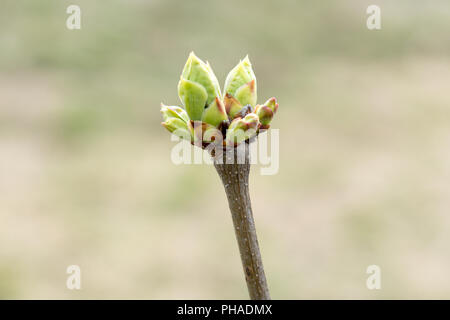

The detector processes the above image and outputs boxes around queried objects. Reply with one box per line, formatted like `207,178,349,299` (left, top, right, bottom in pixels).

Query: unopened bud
255,97,278,126
263,97,278,114
254,105,273,126
191,120,222,143
234,79,256,107
160,104,190,123
224,93,243,119
177,77,208,121
225,113,259,145
181,52,221,105
201,96,228,127
224,56,257,106
161,118,193,141
178,52,222,121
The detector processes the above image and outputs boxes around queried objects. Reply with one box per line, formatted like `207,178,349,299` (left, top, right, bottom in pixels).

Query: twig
213,145,270,300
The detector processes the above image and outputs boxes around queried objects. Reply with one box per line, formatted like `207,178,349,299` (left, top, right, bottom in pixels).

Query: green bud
263,97,278,114
161,118,193,141
254,105,273,126
162,54,277,146
177,77,207,121
255,97,278,126
242,113,260,130
234,79,256,107
226,120,248,145
201,96,228,127
191,120,222,143
160,104,190,123
228,117,248,132
180,52,221,106
224,56,257,102
226,113,260,145
224,93,243,119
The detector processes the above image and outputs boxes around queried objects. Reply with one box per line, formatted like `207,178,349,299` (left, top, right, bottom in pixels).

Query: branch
213,145,270,300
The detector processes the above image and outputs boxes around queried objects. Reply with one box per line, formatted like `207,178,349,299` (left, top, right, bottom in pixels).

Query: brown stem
212,145,270,300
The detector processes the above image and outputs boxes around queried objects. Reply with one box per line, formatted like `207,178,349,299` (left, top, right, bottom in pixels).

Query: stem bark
212,145,270,300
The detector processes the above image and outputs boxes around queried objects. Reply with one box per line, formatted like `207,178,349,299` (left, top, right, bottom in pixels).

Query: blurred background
1,0,450,299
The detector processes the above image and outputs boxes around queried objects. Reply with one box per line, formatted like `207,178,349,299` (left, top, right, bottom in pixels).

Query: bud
161,118,193,141
263,97,278,114
181,52,221,104
178,52,225,127
242,113,259,130
224,56,257,106
191,120,222,143
224,93,243,119
235,79,256,107
254,98,278,126
201,96,228,127
225,119,247,145
177,78,208,121
161,54,279,148
254,105,273,126
226,113,260,145
160,104,190,123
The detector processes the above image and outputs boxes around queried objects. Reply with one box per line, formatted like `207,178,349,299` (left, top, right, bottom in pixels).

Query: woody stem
212,145,270,300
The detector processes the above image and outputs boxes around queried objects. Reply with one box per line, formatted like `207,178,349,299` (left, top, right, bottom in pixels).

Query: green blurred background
1,0,450,299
